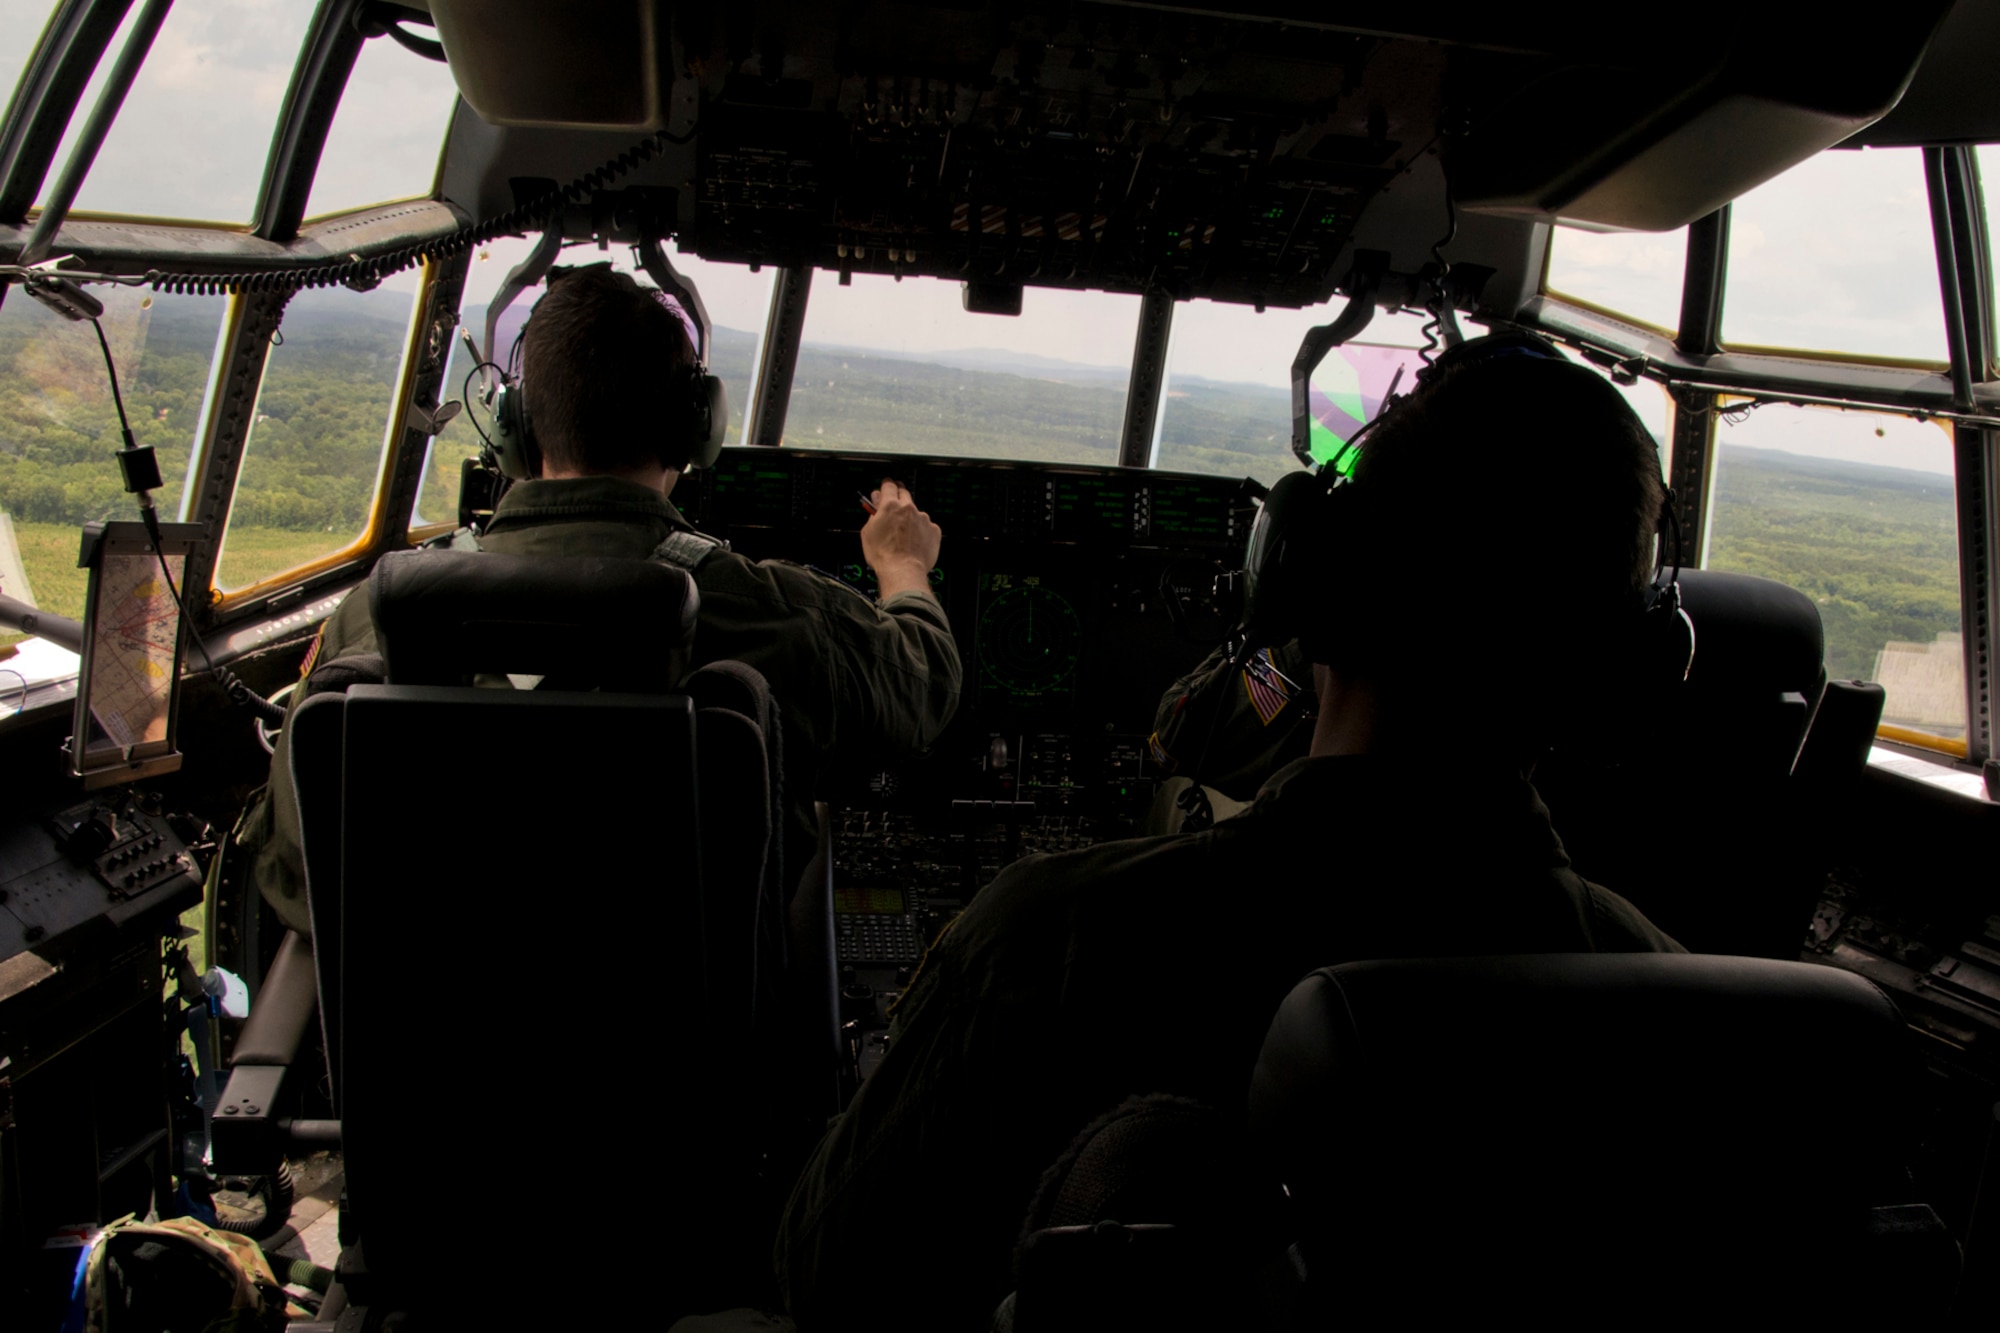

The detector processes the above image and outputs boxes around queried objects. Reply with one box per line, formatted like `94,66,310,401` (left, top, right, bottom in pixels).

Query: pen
858,492,878,515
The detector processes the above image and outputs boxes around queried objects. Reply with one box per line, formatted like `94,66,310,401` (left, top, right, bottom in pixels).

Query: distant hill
877,345,1132,385
1714,441,1955,490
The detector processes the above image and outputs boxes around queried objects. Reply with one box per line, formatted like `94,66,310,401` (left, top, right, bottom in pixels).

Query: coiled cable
1417,193,1458,368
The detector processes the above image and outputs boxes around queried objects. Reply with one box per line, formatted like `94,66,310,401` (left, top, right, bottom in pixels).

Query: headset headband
490,264,729,479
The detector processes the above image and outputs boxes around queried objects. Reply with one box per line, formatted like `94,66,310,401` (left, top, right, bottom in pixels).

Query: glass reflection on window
792,274,1137,463
1703,401,1962,742
412,240,774,528
0,284,228,661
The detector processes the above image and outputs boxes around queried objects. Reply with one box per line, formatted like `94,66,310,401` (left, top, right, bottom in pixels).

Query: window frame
1531,148,1996,767
207,260,445,612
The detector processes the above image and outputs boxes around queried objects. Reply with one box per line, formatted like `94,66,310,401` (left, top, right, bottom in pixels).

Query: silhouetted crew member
778,341,1683,1331
241,264,959,933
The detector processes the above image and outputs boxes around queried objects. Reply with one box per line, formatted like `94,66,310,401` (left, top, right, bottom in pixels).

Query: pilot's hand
862,478,942,601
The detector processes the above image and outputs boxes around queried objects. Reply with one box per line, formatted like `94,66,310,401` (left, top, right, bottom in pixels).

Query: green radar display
977,577,1082,700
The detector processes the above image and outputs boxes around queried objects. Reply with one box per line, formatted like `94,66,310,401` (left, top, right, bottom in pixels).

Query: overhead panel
682,5,1438,308
426,0,1953,305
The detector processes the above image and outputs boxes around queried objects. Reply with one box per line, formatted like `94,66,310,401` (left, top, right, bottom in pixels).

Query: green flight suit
777,754,1682,1331
240,475,961,935
1146,638,1316,831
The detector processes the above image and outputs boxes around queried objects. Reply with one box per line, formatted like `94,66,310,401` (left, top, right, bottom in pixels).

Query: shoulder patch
298,625,326,680
651,528,730,572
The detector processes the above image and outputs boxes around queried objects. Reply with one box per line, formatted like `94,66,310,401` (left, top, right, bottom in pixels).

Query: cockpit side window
412,239,773,532
0,284,228,659
787,272,1138,464
1701,401,1964,750
1544,223,1690,336
32,0,318,225
1722,147,1948,365
301,17,458,223
211,280,421,593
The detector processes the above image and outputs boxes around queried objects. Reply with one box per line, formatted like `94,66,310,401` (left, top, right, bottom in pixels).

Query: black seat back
287,548,775,1316
1536,568,1829,955
333,684,707,1281
1248,954,1955,1324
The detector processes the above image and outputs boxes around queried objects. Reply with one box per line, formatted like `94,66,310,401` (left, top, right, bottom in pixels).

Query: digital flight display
834,887,908,915
976,573,1083,707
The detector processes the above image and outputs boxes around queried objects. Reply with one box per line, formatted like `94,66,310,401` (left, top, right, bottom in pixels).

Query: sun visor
1449,3,1954,231
426,0,674,130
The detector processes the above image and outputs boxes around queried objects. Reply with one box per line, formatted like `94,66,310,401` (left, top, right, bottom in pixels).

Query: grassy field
2,519,89,652
213,526,362,593
1,520,335,652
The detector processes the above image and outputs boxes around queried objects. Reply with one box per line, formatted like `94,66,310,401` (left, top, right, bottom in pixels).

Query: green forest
1706,443,1959,682
0,287,1965,699
782,342,1306,483
0,288,226,528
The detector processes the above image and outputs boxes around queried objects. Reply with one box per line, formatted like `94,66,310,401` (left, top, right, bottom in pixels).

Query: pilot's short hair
521,264,698,475
1332,353,1666,704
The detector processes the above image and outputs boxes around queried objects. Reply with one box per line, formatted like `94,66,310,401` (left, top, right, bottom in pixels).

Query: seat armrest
209,1065,286,1172
229,930,316,1066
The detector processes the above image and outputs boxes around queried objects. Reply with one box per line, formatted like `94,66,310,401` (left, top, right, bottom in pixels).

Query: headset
1239,329,1694,684
489,269,730,481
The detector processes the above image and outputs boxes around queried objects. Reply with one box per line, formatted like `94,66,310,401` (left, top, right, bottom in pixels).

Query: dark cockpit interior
1,0,1999,1326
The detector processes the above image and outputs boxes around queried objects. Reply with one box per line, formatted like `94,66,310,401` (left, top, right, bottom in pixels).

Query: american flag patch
1243,648,1298,727
299,625,326,680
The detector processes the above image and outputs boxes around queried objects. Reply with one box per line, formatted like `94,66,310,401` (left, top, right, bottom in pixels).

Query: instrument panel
674,446,1256,747
674,447,1258,980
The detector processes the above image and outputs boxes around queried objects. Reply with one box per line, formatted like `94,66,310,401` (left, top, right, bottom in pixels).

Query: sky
0,0,459,225
0,0,1984,482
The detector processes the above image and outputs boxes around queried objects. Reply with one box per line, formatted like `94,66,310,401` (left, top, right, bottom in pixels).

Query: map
81,552,183,761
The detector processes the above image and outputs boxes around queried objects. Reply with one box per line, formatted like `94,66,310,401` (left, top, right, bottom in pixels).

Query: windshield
788,274,1139,463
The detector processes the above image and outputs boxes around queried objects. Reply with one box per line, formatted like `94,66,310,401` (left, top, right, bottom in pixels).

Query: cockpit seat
282,548,789,1319
1248,954,1959,1325
1536,567,1839,957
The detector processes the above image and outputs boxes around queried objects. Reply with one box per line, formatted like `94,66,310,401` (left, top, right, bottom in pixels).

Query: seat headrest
1247,954,1917,1311
1677,568,1825,701
369,549,698,690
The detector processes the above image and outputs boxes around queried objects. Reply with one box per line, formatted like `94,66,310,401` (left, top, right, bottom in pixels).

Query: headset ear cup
1241,471,1361,654
1242,470,1321,647
1647,587,1695,685
492,379,538,480
689,373,728,469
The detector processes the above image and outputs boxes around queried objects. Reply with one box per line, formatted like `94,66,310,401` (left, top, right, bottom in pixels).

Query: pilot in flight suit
1145,635,1316,829
239,265,960,936
777,344,1685,1330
